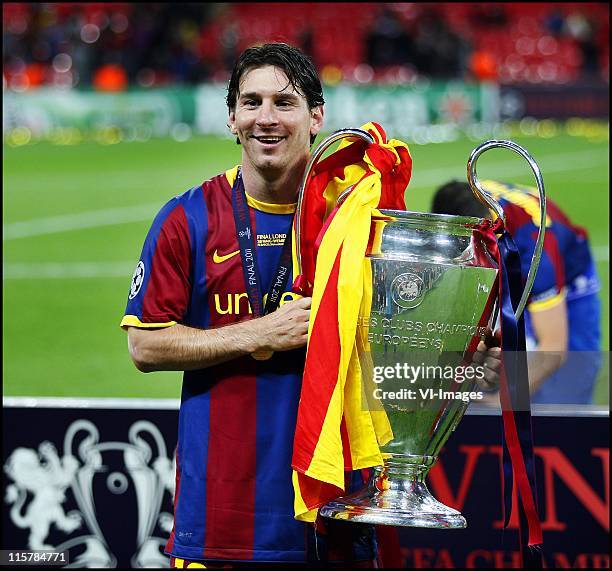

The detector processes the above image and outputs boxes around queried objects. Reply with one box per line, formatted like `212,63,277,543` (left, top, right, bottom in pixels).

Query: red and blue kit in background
482,180,601,404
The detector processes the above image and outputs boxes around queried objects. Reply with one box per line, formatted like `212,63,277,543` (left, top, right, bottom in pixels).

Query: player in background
432,180,601,404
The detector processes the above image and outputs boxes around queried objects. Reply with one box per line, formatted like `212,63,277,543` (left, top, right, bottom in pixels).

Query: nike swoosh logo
213,249,240,264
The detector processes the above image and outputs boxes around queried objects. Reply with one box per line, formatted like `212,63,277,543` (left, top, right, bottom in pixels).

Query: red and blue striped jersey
121,167,308,562
481,180,600,359
482,180,599,309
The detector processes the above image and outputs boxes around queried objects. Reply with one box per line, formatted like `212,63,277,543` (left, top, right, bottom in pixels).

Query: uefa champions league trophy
296,129,546,528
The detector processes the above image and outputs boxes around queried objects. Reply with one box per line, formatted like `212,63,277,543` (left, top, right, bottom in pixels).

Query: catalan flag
291,122,413,522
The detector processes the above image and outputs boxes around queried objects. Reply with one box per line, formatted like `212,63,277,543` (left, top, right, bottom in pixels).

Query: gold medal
251,350,274,361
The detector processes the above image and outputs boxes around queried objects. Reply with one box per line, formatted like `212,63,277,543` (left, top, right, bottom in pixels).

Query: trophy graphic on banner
295,129,546,529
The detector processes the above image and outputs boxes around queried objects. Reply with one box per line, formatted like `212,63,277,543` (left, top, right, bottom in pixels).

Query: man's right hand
254,296,312,352
126,296,312,373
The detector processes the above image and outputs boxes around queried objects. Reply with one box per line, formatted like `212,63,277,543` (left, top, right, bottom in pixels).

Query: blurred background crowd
3,2,609,92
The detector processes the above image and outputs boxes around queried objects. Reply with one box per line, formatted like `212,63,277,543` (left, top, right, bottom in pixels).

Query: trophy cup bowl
296,130,546,529
319,209,498,528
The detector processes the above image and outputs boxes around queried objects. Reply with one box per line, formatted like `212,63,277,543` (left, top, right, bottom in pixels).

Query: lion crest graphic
4,442,82,550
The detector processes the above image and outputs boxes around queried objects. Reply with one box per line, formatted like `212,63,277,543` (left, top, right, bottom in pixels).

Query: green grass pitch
3,128,609,403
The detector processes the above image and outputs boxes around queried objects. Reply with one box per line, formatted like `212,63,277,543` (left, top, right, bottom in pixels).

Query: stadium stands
2,2,609,89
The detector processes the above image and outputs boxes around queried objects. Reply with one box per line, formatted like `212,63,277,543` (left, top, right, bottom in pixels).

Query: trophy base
319,464,466,529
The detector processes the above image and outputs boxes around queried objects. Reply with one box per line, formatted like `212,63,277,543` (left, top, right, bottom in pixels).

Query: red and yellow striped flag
291,122,413,521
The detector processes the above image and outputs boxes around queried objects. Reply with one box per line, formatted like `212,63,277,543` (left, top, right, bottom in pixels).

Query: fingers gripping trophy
296,130,546,529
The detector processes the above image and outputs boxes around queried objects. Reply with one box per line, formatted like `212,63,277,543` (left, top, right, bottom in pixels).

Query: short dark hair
431,180,490,219
226,42,324,145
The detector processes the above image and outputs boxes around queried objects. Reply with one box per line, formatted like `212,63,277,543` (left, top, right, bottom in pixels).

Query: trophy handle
467,140,547,320
295,128,375,278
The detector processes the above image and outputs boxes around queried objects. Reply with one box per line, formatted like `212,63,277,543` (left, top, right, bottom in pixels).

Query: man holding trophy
122,42,508,568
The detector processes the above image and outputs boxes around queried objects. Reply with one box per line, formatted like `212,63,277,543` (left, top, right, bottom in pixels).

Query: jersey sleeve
120,197,192,329
519,227,566,312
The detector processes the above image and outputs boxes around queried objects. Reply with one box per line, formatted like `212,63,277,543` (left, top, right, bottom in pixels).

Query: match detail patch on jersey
129,261,145,299
257,233,287,247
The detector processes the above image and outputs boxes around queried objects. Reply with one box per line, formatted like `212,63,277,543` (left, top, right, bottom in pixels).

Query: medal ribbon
231,169,293,319
475,219,543,568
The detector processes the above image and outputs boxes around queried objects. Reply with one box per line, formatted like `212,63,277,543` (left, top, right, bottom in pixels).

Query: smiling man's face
228,65,323,180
